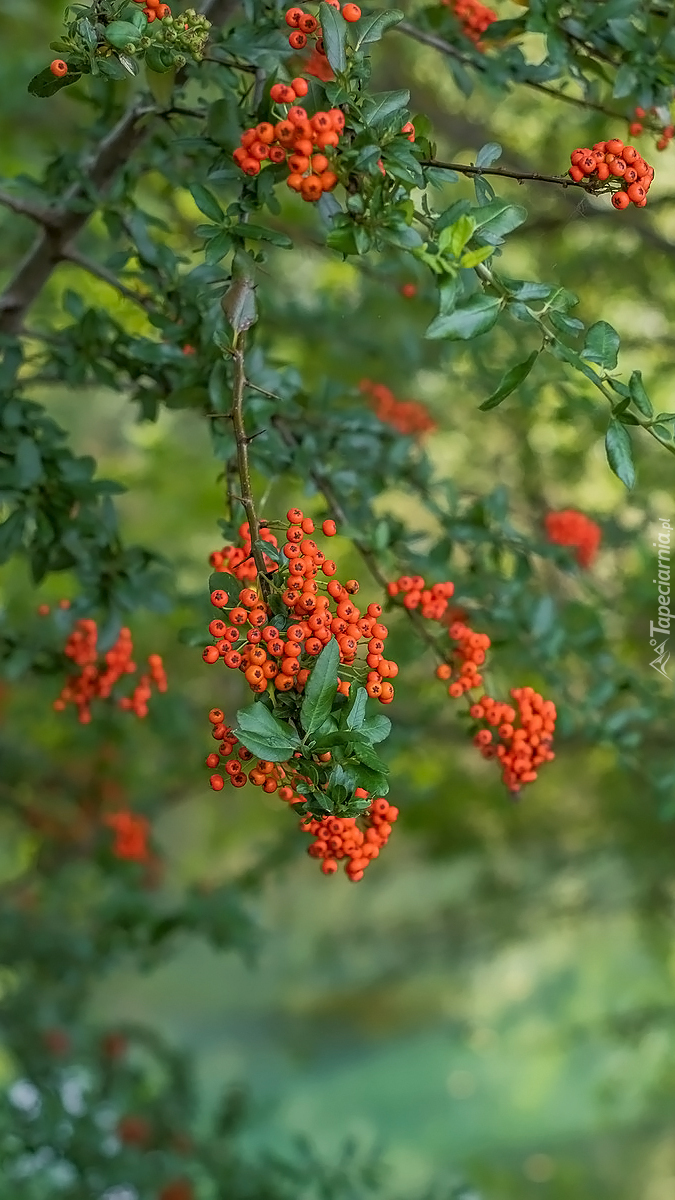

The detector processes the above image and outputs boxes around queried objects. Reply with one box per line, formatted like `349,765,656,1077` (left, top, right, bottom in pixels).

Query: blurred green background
3,1,675,1197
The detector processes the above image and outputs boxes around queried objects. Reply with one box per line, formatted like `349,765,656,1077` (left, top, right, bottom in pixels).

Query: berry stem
425,159,591,191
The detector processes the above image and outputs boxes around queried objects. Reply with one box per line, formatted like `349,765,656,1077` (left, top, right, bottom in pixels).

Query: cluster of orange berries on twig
630,106,674,151
544,509,601,568
204,511,398,701
234,84,343,200
443,0,497,46
470,688,556,794
301,793,398,881
209,521,279,581
52,618,166,723
359,380,436,437
389,573,556,796
568,138,654,208
284,1,361,54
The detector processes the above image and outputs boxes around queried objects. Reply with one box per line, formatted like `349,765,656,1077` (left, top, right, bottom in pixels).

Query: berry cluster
630,106,674,151
234,88,342,200
209,522,279,582
435,619,490,697
545,509,601,568
131,0,171,22
444,0,497,45
386,573,455,617
470,688,556,795
53,619,167,723
568,139,654,208
284,2,361,54
203,511,398,702
359,380,436,437
301,793,399,881
103,810,150,861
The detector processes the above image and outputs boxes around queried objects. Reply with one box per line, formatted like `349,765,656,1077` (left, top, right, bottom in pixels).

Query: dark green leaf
104,20,141,48
425,295,501,341
361,89,410,129
189,184,225,224
479,350,538,410
360,715,391,744
300,638,340,736
354,8,404,48
605,418,635,488
15,438,43,487
0,510,25,563
583,321,620,370
345,686,368,731
222,276,257,333
628,370,653,417
28,67,79,97
319,2,347,72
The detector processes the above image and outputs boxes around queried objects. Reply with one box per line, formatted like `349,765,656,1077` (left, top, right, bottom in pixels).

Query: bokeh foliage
1,0,675,1196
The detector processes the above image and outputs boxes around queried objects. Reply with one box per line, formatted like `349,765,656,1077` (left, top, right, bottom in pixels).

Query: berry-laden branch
424,158,587,190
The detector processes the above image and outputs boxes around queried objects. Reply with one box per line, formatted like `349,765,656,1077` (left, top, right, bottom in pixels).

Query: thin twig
396,20,646,126
425,158,586,190
0,190,60,227
272,414,447,661
62,248,155,311
230,334,271,589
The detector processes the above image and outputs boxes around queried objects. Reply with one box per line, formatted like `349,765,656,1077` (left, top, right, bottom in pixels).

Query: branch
0,0,240,335
0,190,60,227
62,248,156,311
425,158,587,190
272,414,448,663
396,20,647,125
230,335,271,589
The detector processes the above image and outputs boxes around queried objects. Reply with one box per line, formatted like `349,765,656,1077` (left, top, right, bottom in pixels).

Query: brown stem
425,158,586,189
230,334,270,589
0,190,60,227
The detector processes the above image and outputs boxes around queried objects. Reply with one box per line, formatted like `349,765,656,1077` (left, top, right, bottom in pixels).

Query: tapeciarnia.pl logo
650,517,672,679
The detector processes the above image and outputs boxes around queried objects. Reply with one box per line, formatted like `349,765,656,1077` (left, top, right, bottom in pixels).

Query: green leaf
438,215,475,258
345,686,368,731
28,67,79,97
230,223,293,248
628,370,653,417
15,438,43,487
103,20,141,48
189,184,225,224
605,418,635,488
319,2,347,73
349,736,389,773
425,295,501,341
300,638,340,736
354,8,404,48
471,200,527,243
361,89,410,130
459,245,494,269
475,142,502,168
0,509,25,563
234,702,301,761
360,715,391,744
118,53,139,77
479,350,538,410
583,321,620,370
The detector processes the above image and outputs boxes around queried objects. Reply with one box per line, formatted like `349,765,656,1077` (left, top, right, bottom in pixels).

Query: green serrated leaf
345,687,368,731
